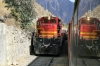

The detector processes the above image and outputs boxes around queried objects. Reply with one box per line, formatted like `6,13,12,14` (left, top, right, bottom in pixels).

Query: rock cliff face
6,26,36,66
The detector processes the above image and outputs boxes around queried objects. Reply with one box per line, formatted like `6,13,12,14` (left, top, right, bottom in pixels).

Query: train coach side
68,0,100,66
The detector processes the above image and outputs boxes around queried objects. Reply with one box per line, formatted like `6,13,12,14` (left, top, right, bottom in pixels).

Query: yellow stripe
82,36,96,39
41,35,54,38
80,32,96,35
42,35,54,36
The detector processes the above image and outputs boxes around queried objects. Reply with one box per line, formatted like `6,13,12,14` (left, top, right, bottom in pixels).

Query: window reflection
70,0,100,66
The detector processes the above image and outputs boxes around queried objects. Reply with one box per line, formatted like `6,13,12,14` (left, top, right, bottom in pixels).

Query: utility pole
90,0,92,17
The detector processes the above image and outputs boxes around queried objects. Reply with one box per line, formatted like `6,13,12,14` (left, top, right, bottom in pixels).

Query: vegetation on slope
4,0,36,29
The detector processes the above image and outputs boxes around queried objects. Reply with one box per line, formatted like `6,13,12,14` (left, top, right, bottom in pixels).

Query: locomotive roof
80,16,99,20
80,16,98,19
38,16,61,20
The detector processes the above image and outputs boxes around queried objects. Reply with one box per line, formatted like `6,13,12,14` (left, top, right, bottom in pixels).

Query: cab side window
43,19,48,23
50,19,56,23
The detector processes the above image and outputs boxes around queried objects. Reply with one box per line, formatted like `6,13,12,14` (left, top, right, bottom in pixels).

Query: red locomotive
78,17,100,56
68,17,100,57
30,16,64,55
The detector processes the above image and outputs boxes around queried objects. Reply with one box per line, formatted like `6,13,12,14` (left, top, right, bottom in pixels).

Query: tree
4,0,36,28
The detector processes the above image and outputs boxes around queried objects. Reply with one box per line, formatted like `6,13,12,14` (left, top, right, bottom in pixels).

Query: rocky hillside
78,0,100,18
6,26,36,66
34,2,53,17
32,1,54,23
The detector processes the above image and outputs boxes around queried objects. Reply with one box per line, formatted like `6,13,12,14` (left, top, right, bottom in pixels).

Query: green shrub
4,0,36,29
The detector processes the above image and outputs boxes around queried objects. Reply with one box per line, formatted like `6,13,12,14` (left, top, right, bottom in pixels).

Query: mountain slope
36,0,74,23
78,0,100,17
32,2,53,24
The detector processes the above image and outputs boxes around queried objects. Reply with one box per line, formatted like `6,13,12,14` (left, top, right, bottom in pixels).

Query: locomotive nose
41,43,50,52
44,43,50,47
44,43,50,49
41,38,51,49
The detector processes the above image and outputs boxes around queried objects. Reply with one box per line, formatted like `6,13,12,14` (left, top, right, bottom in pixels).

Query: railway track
28,40,68,66
28,55,68,66
28,56,55,66
77,56,100,66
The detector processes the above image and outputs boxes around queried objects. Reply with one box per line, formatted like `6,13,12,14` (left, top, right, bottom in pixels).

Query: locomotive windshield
50,19,56,23
43,19,48,23
81,18,97,24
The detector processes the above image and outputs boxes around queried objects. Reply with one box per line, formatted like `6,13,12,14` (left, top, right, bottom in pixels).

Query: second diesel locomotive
78,17,100,56
68,17,100,57
30,16,64,55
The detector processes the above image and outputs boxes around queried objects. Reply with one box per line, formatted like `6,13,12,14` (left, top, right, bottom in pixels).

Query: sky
69,0,75,2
